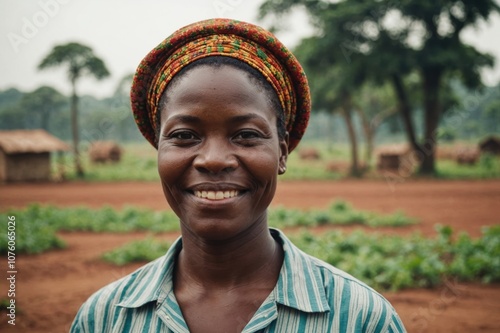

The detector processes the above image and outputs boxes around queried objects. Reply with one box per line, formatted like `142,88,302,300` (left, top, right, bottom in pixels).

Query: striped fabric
70,229,406,332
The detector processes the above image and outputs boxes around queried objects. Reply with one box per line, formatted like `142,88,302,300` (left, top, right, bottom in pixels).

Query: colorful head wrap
130,18,310,152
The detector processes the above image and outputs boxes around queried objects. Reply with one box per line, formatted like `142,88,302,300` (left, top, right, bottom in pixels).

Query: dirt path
1,179,499,332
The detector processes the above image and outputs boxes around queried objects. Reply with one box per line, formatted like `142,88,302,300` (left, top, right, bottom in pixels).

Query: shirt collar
270,228,330,313
116,229,330,314
116,237,183,308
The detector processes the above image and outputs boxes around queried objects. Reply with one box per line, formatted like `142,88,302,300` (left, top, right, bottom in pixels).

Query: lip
186,182,249,205
187,182,248,192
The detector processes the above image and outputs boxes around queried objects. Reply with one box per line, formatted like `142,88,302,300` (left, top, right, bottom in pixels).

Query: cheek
157,148,188,185
243,148,280,181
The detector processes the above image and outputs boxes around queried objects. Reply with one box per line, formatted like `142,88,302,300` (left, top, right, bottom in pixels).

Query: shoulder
70,253,172,333
306,251,406,332
274,229,406,332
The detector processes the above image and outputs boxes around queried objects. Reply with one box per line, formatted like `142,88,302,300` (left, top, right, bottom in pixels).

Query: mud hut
88,141,122,164
376,144,414,171
479,136,500,156
0,129,69,182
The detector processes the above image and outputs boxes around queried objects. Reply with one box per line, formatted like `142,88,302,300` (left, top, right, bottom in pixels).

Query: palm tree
38,42,110,177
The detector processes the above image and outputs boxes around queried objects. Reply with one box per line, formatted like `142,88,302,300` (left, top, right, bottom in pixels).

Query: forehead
161,65,276,122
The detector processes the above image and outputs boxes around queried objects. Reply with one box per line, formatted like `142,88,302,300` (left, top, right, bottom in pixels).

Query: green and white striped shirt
71,229,406,332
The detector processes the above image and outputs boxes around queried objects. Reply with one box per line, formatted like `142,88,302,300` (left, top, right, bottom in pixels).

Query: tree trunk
391,74,421,152
353,107,372,168
340,93,361,177
420,69,442,175
71,78,84,178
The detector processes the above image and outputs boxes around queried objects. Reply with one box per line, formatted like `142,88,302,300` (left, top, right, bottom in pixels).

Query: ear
278,132,289,175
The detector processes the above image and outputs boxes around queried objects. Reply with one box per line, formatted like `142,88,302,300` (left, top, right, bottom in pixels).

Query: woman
71,19,406,333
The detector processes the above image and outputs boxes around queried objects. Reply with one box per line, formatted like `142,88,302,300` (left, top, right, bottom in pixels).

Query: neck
175,225,282,291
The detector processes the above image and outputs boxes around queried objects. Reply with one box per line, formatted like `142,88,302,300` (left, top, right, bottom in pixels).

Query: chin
180,213,267,242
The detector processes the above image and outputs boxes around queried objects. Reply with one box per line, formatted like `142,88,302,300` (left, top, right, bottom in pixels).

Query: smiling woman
70,18,407,333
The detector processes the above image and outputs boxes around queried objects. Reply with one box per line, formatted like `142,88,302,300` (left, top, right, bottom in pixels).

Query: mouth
193,190,240,201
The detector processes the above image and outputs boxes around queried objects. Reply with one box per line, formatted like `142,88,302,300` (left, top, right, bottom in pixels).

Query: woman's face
157,65,288,241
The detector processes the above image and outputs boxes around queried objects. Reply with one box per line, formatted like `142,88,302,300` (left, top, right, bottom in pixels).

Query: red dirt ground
1,179,499,332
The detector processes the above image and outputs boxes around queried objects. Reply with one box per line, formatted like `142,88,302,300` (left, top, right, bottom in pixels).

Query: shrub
291,225,500,291
101,238,171,266
0,208,65,254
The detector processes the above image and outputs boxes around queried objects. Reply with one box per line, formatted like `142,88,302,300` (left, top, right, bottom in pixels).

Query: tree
293,36,367,176
38,42,110,177
0,88,25,130
0,88,24,109
354,82,398,166
106,73,139,142
260,0,499,175
20,86,66,131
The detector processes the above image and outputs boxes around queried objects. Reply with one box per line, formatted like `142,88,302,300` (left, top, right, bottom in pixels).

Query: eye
234,130,261,140
172,131,196,140
165,130,200,145
232,130,267,146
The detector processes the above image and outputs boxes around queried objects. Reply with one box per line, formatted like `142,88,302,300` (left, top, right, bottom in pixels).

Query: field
58,142,500,182
1,179,499,332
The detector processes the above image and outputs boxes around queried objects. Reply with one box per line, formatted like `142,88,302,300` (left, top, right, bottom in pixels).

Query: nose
193,138,238,174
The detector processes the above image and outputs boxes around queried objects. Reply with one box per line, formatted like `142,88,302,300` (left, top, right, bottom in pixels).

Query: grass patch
60,142,350,181
2,204,180,234
1,202,415,254
102,237,171,266
436,154,500,179
57,141,500,181
293,225,500,291
101,225,500,291
0,211,65,255
62,143,160,182
269,200,415,228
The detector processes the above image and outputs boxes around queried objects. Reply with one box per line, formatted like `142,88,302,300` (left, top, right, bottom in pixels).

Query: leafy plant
101,226,500,290
0,210,65,255
1,201,415,254
291,225,500,291
101,238,171,266
268,200,416,228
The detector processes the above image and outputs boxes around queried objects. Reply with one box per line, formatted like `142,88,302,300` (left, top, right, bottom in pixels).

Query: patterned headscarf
130,18,310,152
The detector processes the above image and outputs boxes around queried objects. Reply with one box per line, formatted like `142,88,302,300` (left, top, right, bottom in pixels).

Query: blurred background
1,0,499,181
1,1,500,333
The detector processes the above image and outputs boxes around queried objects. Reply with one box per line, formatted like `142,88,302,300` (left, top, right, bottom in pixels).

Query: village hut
455,147,479,165
0,129,69,182
479,136,500,156
375,144,414,171
88,141,122,164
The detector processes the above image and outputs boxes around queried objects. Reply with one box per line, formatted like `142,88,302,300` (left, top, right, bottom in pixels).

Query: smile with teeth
194,190,239,200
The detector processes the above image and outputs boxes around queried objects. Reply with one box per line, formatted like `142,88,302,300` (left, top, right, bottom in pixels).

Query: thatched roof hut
88,141,122,164
479,136,500,156
375,144,414,171
0,130,69,182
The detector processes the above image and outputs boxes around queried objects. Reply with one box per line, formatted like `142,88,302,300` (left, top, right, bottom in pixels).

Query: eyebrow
164,114,201,124
166,113,268,124
228,113,268,124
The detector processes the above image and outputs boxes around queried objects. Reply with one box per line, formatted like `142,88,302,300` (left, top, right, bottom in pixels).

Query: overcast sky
1,0,499,98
